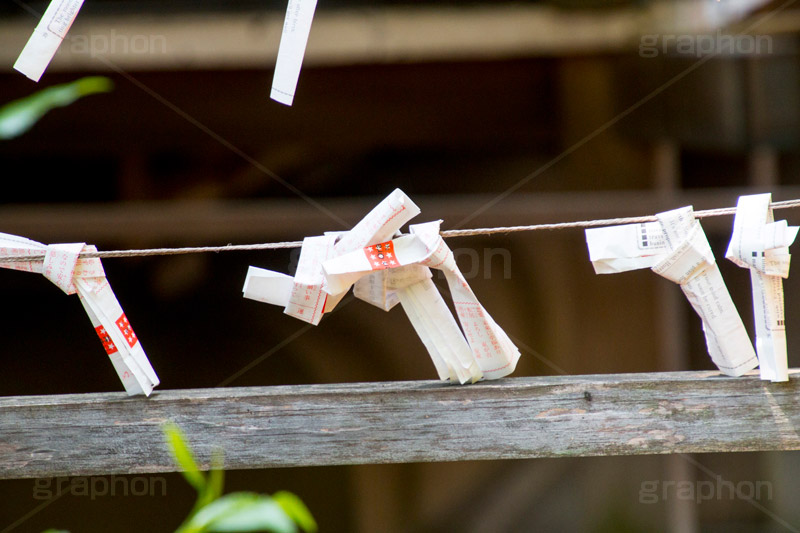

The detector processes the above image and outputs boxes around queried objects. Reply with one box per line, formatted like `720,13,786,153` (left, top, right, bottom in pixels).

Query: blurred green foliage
165,422,318,533
0,76,113,140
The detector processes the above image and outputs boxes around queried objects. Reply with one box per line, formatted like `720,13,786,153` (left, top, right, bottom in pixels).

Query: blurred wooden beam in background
0,1,782,72
1,187,798,245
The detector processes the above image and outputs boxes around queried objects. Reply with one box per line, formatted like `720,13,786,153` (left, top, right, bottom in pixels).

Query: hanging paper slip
14,0,86,82
725,194,798,382
0,232,159,396
586,206,758,377
271,0,319,105
243,189,519,383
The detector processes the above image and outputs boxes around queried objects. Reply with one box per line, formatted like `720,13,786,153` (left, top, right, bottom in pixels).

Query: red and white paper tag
0,233,159,396
243,189,520,384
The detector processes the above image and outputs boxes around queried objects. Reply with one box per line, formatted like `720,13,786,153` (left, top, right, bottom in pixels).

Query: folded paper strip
0,233,159,396
243,189,520,383
726,193,798,382
586,205,759,377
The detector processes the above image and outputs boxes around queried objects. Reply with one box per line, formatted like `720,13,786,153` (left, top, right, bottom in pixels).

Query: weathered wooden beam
2,371,799,480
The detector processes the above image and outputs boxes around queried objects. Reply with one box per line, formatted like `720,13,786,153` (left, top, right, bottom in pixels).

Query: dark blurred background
2,0,800,531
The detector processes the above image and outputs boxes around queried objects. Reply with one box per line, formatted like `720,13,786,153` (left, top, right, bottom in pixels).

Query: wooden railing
3,370,799,480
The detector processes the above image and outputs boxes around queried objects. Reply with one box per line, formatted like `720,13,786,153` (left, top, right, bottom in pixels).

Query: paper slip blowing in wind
271,0,318,105
14,0,87,82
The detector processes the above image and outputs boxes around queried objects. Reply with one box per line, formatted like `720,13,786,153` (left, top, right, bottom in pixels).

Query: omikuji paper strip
243,189,520,383
585,206,758,377
0,232,159,396
14,0,86,82
726,194,798,382
271,0,318,105
244,189,420,320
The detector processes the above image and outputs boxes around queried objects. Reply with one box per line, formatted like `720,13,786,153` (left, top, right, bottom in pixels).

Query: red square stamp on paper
115,314,138,348
94,325,118,355
364,241,399,270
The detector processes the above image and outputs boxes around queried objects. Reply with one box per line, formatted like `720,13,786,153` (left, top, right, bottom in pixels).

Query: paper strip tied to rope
726,193,799,382
585,205,758,377
243,189,520,383
0,232,159,396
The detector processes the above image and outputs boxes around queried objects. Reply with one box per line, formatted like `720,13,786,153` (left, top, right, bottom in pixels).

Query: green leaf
196,448,226,509
0,76,113,140
272,492,317,533
207,449,225,500
181,493,297,533
163,422,206,493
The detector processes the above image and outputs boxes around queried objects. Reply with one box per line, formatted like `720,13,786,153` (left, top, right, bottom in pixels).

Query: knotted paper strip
725,193,798,382
14,0,86,82
244,189,421,324
0,232,159,396
243,189,520,383
586,206,758,377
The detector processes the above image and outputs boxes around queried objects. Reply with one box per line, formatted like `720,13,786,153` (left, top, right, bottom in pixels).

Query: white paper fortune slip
270,0,318,105
586,206,758,377
725,194,799,382
243,189,520,383
14,0,86,82
0,232,159,396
